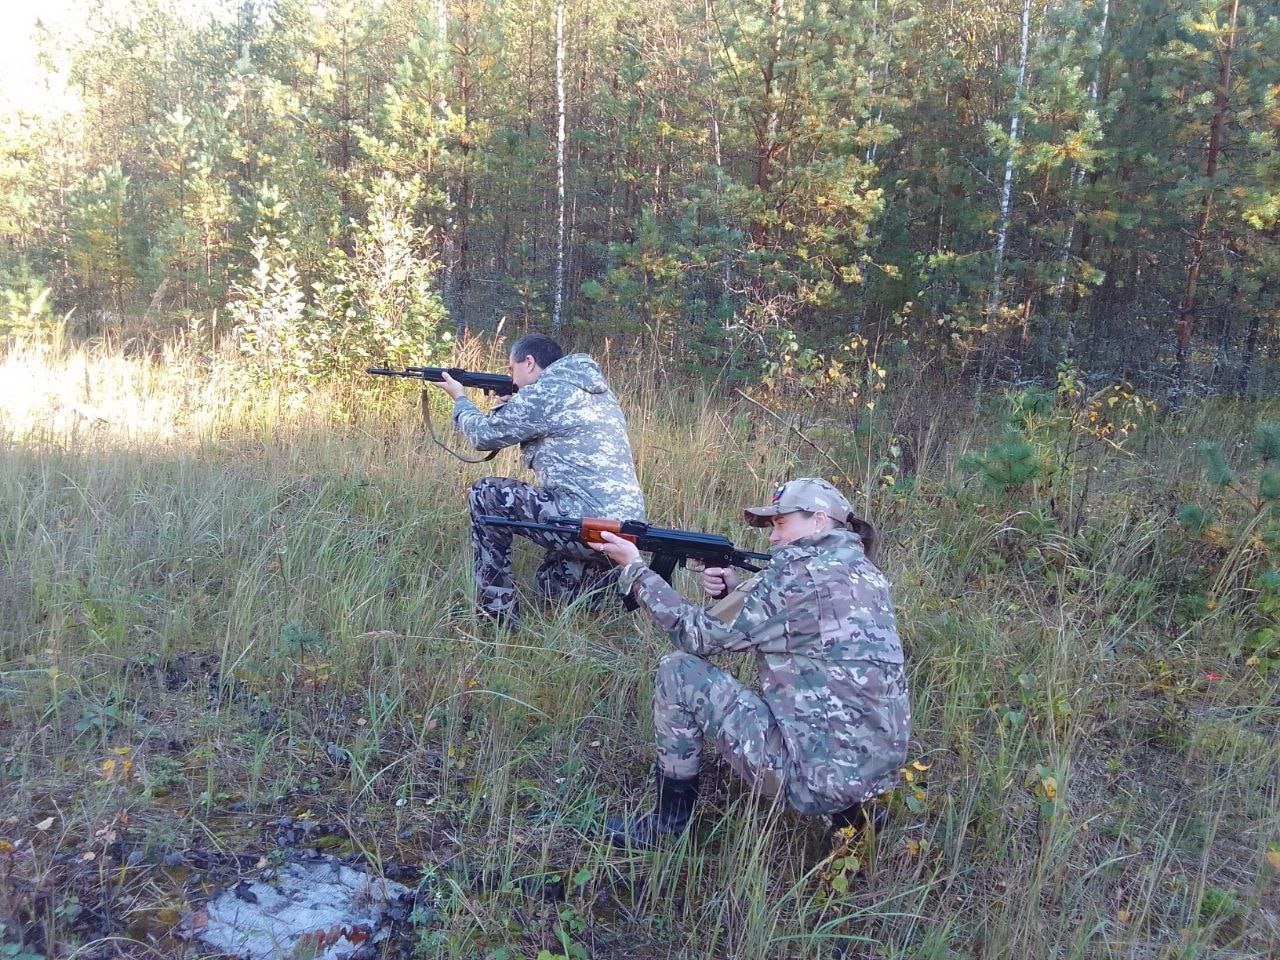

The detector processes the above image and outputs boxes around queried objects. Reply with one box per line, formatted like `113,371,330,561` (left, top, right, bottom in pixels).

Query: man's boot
476,585,521,630
820,801,889,858
476,606,521,630
605,772,698,850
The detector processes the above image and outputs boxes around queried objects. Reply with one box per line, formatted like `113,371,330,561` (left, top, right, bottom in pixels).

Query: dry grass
0,336,1277,959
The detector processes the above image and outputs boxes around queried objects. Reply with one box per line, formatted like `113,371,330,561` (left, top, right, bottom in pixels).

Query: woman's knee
656,650,701,684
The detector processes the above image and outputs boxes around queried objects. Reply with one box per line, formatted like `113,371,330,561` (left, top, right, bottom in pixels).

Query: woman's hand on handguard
589,530,641,566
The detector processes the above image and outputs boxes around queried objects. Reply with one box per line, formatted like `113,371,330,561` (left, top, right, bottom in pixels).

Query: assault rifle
366,365,516,397
367,364,516,463
478,515,772,609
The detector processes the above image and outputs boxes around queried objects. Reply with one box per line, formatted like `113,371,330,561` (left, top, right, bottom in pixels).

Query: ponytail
846,515,877,559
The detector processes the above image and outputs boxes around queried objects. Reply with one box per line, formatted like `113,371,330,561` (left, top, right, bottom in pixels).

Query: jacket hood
540,353,609,394
771,527,867,566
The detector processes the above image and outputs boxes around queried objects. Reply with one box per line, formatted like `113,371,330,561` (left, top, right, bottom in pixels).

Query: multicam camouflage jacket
619,527,910,814
451,353,647,521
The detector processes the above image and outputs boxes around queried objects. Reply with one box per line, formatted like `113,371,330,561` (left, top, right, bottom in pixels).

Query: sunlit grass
0,336,1277,959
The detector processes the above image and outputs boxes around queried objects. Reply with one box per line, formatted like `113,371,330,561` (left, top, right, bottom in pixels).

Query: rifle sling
420,389,499,464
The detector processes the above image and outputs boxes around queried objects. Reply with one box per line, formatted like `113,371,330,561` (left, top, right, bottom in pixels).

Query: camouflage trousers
469,477,618,619
653,651,861,814
654,650,793,802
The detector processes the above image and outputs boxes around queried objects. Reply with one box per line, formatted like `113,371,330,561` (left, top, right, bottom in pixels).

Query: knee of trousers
468,477,508,515
655,651,711,701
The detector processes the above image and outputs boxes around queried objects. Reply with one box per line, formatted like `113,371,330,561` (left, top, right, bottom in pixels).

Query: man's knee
468,477,510,515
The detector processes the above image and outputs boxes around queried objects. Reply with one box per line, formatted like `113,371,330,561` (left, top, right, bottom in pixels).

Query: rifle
366,365,516,397
367,365,516,463
477,515,771,610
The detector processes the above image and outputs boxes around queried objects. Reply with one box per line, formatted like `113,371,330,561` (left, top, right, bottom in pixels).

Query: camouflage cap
743,478,853,528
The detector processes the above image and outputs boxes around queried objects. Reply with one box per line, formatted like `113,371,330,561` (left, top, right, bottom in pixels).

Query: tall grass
0,337,1277,959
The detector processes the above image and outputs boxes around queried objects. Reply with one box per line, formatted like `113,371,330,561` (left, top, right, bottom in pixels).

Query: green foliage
0,277,56,343
958,365,1155,546
1253,421,1280,463
1015,507,1059,540
0,920,44,960
1008,388,1055,426
0,0,1271,391
231,236,310,382
72,700,133,739
572,209,705,340
1172,419,1280,671
143,755,187,799
965,426,1045,491
0,946,45,960
1260,469,1280,503
1196,443,1236,488
1177,504,1212,535
66,164,137,313
281,619,323,652
232,175,448,382
312,175,450,372
1245,570,1280,675
1198,884,1245,928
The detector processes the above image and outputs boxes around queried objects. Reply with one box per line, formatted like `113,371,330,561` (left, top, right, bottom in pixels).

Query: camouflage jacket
619,527,910,814
452,353,647,520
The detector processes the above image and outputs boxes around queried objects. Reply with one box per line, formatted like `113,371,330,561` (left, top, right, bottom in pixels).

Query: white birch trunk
866,0,881,165
553,0,567,329
705,0,722,169
988,0,1032,323
766,0,782,152
436,0,448,111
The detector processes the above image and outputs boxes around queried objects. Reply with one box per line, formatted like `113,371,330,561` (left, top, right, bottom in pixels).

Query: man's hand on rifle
590,530,641,567
432,371,466,400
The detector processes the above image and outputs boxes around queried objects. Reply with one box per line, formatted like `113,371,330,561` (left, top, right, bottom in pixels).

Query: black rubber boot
820,801,889,857
605,772,698,850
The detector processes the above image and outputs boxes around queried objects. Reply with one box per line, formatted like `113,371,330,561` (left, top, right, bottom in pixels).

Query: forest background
1,1,1280,959
0,0,1277,391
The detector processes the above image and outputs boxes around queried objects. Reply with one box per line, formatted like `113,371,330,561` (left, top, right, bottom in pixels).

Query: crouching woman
590,478,911,849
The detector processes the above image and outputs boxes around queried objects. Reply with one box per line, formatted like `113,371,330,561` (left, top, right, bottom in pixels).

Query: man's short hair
510,333,564,370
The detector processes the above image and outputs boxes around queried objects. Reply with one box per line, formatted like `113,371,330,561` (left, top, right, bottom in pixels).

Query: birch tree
553,0,566,328
988,0,1033,328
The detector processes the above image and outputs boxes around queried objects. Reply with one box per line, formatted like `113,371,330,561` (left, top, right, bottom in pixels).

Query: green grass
0,337,1277,959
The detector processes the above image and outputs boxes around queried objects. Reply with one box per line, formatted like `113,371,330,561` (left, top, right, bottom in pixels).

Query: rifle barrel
366,366,516,396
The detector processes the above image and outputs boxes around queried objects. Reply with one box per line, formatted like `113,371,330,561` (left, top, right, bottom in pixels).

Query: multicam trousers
653,649,792,801
469,477,618,619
